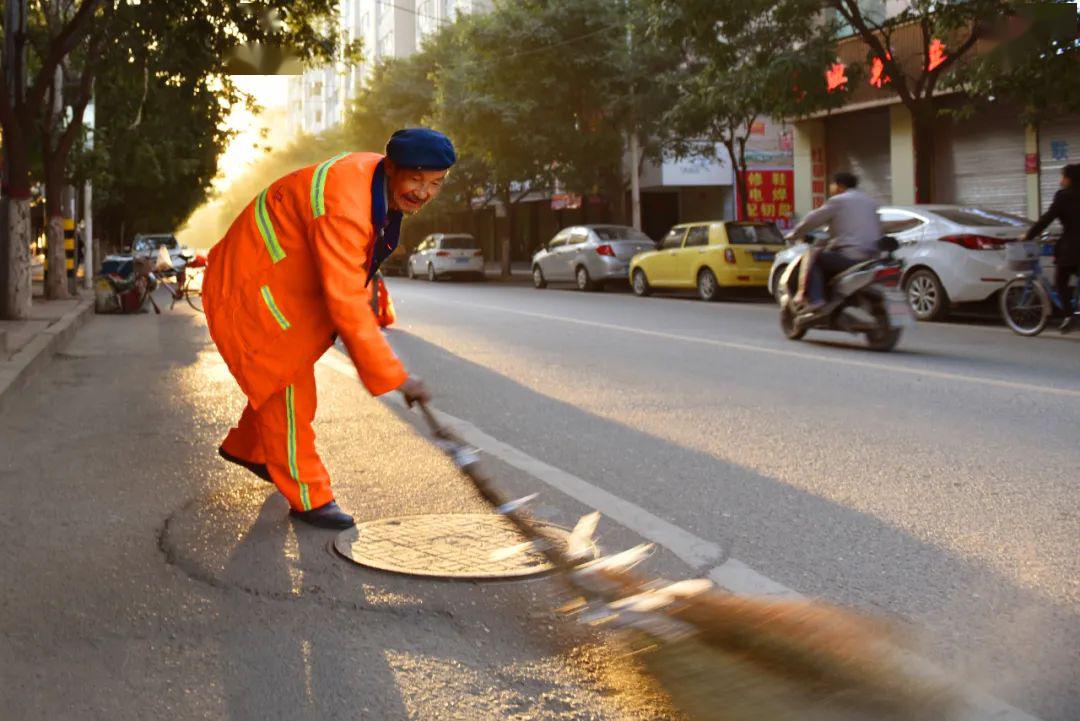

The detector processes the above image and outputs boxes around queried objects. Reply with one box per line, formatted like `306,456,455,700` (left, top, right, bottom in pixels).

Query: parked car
407,233,484,281
532,224,655,291
629,220,785,301
767,205,1046,321
129,233,191,272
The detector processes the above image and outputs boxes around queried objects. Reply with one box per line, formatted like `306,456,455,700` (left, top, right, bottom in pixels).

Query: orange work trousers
219,365,332,512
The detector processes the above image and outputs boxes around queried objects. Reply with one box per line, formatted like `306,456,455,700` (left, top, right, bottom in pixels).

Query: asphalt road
382,276,1080,721
2,280,1077,721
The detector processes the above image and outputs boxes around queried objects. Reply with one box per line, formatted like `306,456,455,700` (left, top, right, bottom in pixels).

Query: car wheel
771,265,787,303
697,268,721,301
532,266,547,289
631,269,651,297
904,268,948,321
576,265,597,292
427,264,438,282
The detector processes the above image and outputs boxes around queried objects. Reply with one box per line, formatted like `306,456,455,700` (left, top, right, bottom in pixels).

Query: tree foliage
649,0,840,218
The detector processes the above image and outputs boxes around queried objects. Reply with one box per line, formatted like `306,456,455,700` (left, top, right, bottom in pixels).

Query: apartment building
286,0,492,136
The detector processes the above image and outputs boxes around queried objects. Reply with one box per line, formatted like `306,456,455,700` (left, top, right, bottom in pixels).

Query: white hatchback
407,233,484,281
768,205,1050,321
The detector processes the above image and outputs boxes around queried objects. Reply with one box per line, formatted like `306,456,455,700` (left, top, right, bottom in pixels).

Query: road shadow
382,330,1079,721
219,495,412,721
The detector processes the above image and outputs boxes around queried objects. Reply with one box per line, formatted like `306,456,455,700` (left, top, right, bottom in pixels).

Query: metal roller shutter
1038,116,1080,213
934,101,1027,216
825,107,892,203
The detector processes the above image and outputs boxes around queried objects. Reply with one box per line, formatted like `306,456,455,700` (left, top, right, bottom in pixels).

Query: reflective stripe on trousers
220,364,332,512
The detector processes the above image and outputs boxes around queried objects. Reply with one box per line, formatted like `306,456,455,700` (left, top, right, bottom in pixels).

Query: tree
947,3,1080,124
823,0,1056,202
0,0,103,316
1,0,346,314
432,10,558,258
650,0,839,219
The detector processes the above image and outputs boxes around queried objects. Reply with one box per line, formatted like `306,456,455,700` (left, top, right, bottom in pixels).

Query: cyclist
1025,163,1080,333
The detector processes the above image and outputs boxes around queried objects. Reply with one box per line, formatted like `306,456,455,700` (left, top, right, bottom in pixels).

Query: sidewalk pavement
0,293,94,415
0,306,676,720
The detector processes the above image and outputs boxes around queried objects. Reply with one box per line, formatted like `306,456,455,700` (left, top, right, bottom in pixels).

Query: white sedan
768,205,1047,321
407,233,484,281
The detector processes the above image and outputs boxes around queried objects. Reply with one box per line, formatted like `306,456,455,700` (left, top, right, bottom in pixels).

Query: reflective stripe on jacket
203,152,408,408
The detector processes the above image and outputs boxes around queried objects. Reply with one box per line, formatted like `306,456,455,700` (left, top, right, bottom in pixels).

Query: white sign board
660,146,734,186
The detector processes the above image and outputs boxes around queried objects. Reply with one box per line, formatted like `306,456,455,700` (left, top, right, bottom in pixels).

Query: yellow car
629,220,786,301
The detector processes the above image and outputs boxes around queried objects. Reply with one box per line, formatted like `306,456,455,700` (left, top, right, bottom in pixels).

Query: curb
0,297,95,415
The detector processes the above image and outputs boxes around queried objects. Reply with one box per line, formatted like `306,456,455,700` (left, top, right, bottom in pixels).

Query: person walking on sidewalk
1025,163,1080,333
202,128,455,529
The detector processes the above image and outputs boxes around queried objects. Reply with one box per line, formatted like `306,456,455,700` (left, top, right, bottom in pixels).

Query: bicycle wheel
186,290,203,312
999,278,1050,336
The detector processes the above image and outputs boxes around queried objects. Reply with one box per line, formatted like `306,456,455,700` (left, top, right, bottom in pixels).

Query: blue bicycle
999,240,1079,336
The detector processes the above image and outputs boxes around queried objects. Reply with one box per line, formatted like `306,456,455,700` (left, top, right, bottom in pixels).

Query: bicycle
999,240,1079,336
149,253,206,313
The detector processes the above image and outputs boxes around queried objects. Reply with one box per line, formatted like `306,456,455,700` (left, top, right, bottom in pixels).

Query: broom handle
416,401,583,579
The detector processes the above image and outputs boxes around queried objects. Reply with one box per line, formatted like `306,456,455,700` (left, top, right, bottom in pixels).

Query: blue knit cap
385,128,456,171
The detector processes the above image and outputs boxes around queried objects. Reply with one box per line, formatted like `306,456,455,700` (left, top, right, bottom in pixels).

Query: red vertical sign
738,169,795,230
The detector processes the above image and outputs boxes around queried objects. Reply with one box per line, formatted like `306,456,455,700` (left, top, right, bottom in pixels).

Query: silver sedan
531,225,656,291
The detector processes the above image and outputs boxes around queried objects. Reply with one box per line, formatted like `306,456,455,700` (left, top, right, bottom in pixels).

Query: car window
592,226,653,242
879,210,925,234
932,208,1030,228
659,228,686,250
548,231,569,251
568,228,590,245
726,223,784,245
684,226,709,247
440,236,477,249
133,236,177,253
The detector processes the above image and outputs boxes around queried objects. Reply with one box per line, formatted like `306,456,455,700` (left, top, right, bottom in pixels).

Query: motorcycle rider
1024,163,1080,333
786,172,881,312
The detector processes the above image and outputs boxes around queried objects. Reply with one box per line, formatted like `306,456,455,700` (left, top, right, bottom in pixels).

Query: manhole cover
334,514,577,580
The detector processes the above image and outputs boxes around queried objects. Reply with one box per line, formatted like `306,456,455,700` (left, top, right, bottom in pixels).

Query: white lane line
323,352,1044,721
398,292,1080,399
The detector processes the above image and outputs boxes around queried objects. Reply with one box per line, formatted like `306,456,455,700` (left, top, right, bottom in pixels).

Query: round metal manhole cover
334,514,576,580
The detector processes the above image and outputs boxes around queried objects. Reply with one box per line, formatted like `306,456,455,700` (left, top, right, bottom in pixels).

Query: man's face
1061,174,1072,189
828,182,841,196
385,160,448,214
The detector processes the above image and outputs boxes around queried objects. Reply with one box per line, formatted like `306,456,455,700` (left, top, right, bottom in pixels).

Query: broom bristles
423,409,958,720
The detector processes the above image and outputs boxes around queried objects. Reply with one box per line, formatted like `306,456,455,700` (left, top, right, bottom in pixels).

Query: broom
417,402,959,721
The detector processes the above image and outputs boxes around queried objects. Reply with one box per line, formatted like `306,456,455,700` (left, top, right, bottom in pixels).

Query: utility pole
629,131,641,231
2,0,32,319
624,0,641,231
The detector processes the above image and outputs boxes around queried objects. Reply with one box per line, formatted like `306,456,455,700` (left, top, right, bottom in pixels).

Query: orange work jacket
203,152,407,408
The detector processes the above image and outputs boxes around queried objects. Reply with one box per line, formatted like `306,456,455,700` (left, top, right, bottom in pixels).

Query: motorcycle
777,236,912,352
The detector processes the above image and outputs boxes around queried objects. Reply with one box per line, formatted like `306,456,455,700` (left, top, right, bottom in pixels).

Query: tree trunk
912,104,937,204
1,122,34,318
725,140,747,220
43,157,70,300
0,197,33,318
605,168,627,226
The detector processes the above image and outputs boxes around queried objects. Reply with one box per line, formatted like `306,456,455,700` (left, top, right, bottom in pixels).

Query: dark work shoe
1060,316,1076,335
290,501,355,530
218,447,273,484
